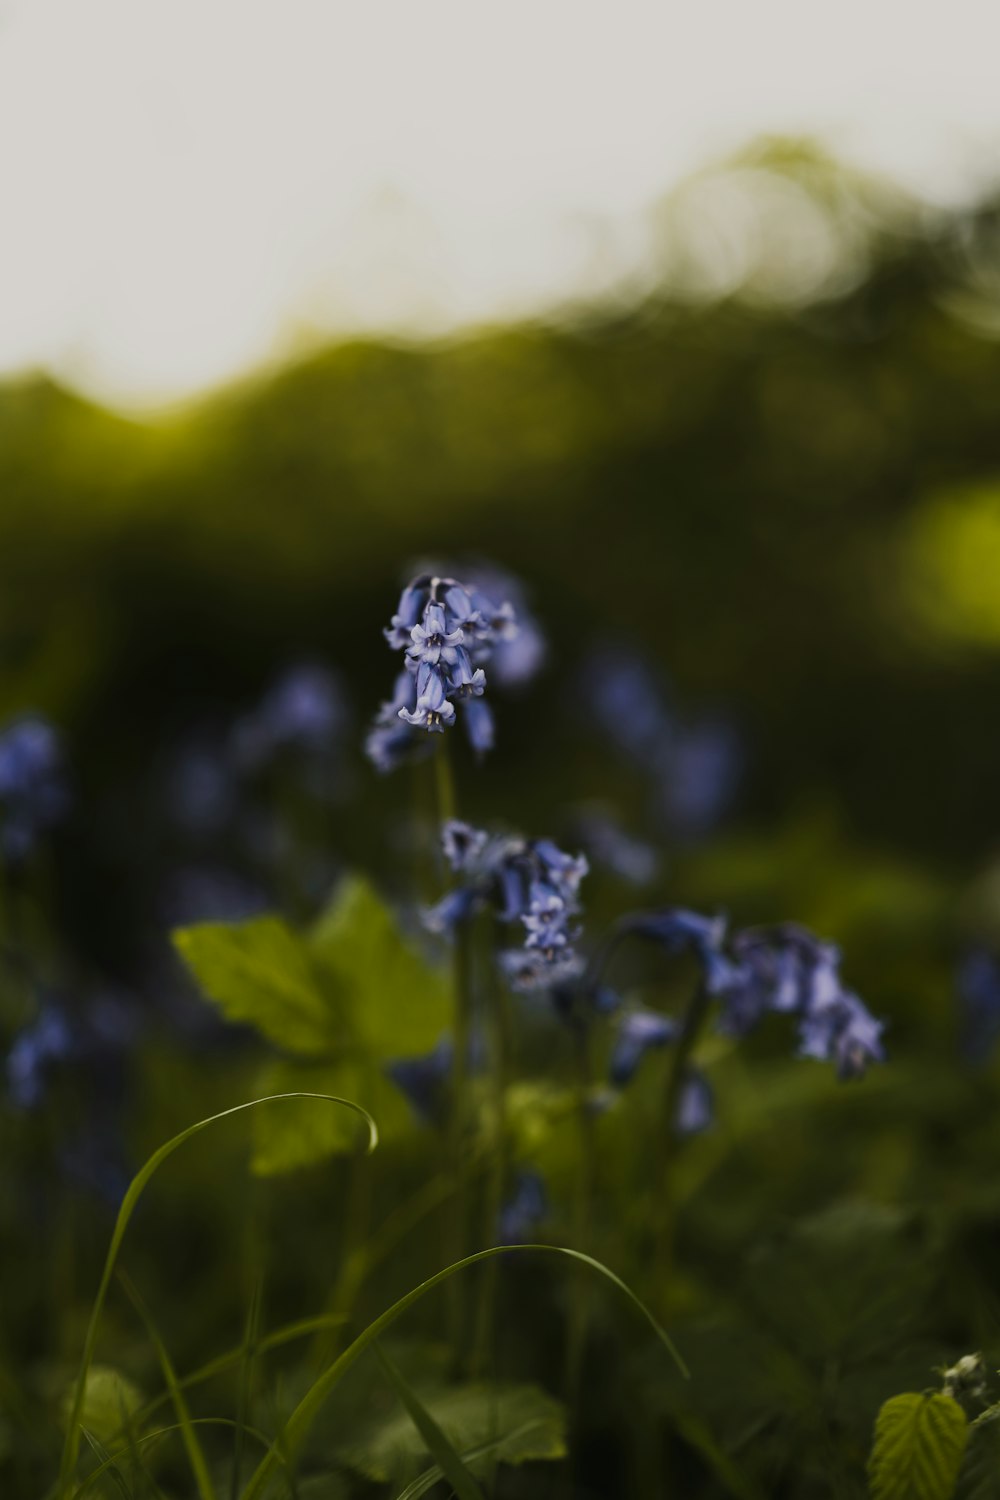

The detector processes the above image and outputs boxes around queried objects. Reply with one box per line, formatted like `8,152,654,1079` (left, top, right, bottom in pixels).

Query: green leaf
309,876,450,1057
957,1409,1000,1500
62,1368,143,1449
372,1346,486,1500
869,1392,968,1500
173,917,334,1055
344,1373,566,1485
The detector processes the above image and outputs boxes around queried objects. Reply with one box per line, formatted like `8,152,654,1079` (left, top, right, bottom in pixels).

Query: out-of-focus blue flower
385,1036,453,1125
424,885,485,937
463,566,546,689
572,809,660,887
609,1007,678,1086
0,717,69,863
580,646,741,841
957,948,1000,1064
441,819,490,873
721,925,841,1035
366,672,424,774
6,1006,73,1109
675,1069,713,1134
368,572,521,769
624,908,737,996
233,664,347,772
497,1169,547,1245
797,988,885,1079
662,721,742,840
166,739,236,835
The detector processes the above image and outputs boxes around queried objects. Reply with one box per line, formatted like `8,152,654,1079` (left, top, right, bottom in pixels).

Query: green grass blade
395,1420,553,1500
241,1242,686,1500
81,1430,132,1500
119,1273,216,1500
58,1092,377,1498
373,1343,485,1500
231,1281,263,1500
75,1419,273,1500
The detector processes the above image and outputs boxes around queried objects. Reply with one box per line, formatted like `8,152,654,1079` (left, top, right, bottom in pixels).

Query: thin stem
654,981,711,1286
447,922,473,1358
471,942,512,1376
565,1023,596,1419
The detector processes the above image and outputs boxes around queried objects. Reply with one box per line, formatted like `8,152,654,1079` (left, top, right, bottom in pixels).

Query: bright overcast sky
1,0,999,407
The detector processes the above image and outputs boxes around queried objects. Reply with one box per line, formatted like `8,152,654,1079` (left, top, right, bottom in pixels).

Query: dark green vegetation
6,150,1000,1497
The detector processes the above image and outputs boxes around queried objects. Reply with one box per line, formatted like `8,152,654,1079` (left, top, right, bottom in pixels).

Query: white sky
1,0,999,407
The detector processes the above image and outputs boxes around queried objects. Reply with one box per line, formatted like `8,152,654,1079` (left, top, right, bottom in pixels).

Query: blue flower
385,1036,454,1124
720,925,841,1035
368,572,521,768
957,948,1000,1064
462,698,494,756
366,671,423,774
423,885,485,937
0,717,69,862
675,1069,713,1134
441,819,490,873
797,989,885,1079
609,1007,678,1086
581,648,673,770
573,809,660,886
625,908,737,996
662,721,741,840
497,1169,547,1245
398,662,456,732
233,664,346,771
6,1006,73,1109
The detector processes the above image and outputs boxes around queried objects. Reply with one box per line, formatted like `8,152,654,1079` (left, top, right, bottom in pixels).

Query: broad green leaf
372,1346,486,1500
869,1392,967,1500
173,917,334,1055
309,876,450,1057
62,1367,142,1450
957,1410,1000,1500
251,1059,407,1174
342,1377,566,1484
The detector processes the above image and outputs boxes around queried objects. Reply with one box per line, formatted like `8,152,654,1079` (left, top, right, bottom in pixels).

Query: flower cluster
609,908,885,1082
366,575,519,771
427,819,589,992
0,717,69,864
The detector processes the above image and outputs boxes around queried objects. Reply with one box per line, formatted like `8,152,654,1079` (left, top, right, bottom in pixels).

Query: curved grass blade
58,1093,377,1499
75,1419,273,1500
119,1272,215,1500
395,1419,556,1500
241,1243,687,1500
373,1343,485,1500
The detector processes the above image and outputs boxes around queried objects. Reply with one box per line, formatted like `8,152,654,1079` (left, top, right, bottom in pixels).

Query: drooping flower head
367,573,520,771
0,717,69,864
426,818,589,995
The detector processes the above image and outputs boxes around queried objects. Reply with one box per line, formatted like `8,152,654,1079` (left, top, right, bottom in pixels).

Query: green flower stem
654,981,711,1286
565,1024,596,1416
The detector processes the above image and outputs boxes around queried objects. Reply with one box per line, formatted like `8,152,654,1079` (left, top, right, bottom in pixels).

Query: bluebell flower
366,671,424,774
497,1169,547,1245
572,809,660,886
797,988,885,1079
441,820,490,874
462,566,546,688
398,662,456,732
424,884,485,937
720,925,841,1035
625,908,738,996
386,1036,454,1124
166,739,236,835
675,1069,713,1134
6,1006,73,1109
662,721,741,840
368,573,520,769
609,1007,679,1086
957,948,1000,1064
461,698,495,756
233,664,347,772
0,716,69,863
582,648,674,770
